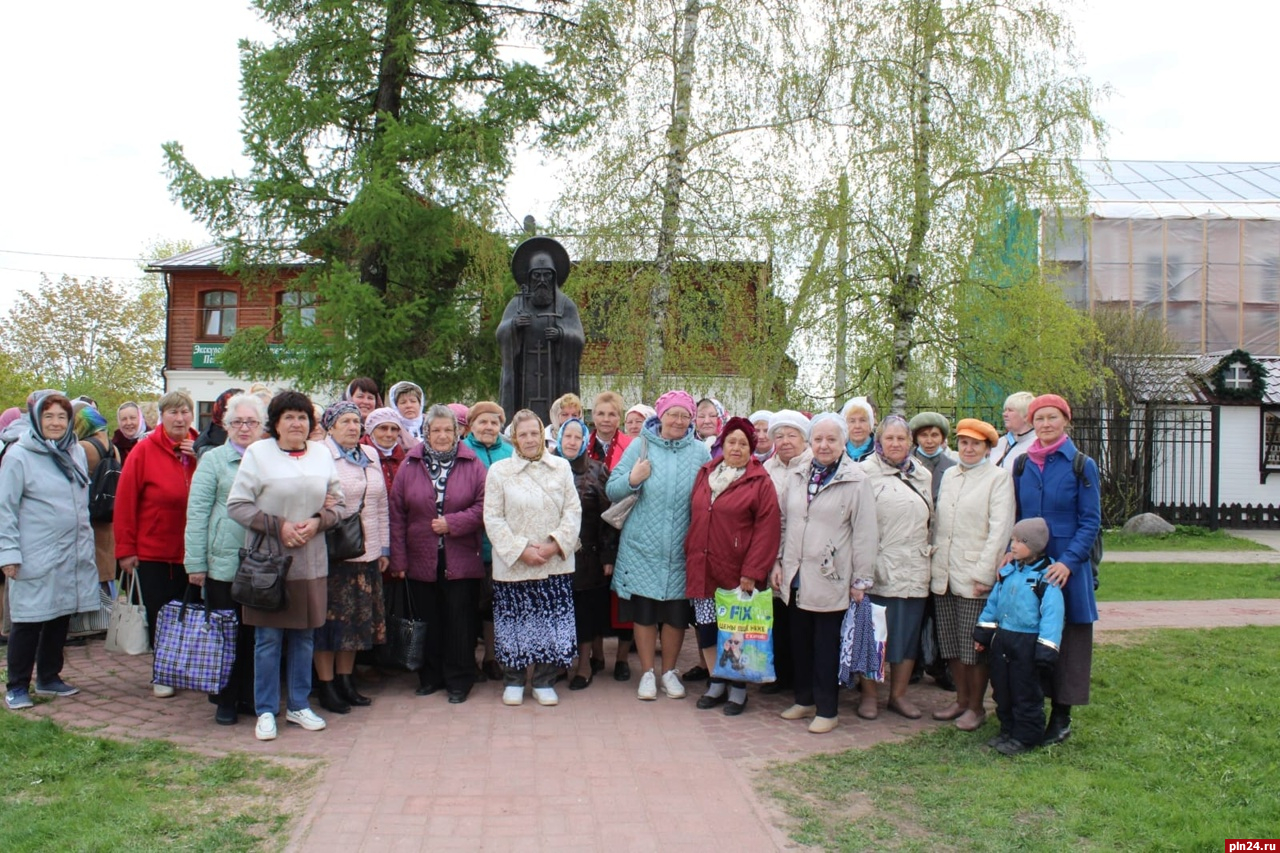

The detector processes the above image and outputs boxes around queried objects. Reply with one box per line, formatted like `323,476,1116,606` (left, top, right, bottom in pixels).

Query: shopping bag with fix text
711,587,775,683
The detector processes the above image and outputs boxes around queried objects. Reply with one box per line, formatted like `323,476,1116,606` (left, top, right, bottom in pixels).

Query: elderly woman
74,405,120,589
343,377,383,420
184,394,266,725
112,401,149,465
361,407,406,495
761,409,812,695
388,381,426,445
585,391,633,678
748,410,774,462
315,402,389,714
993,391,1036,470
859,414,934,720
545,393,583,447
685,417,781,716
194,387,244,458
842,397,876,462
772,412,877,733
929,418,1015,732
554,417,616,690
227,391,346,741
1011,394,1101,745
908,412,955,504
694,397,725,444
624,404,655,438
485,410,582,706
461,401,513,681
114,390,201,697
0,393,99,710
608,390,711,701
389,404,487,703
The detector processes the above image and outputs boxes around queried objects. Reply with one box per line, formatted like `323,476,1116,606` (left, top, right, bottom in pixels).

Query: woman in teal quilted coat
606,390,710,702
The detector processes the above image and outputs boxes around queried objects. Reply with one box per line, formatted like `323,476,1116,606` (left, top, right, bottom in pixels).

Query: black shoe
931,668,957,692
723,697,747,716
995,738,1033,756
1044,704,1072,745
236,700,257,716
760,680,791,695
696,691,728,710
317,681,351,714
415,681,443,696
613,662,631,682
590,657,605,674
336,674,371,707
215,705,238,726
569,674,593,691
684,666,709,682
447,689,469,704
986,732,1012,748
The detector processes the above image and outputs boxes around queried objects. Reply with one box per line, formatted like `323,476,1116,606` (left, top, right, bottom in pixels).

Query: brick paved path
20,580,1280,852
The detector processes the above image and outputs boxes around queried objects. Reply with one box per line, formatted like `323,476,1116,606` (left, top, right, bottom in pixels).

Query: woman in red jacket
684,417,781,715
114,390,200,698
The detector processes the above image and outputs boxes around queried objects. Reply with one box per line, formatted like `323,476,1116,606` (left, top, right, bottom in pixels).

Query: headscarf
210,387,242,429
116,401,148,440
697,397,726,437
387,380,426,441
74,405,108,441
513,412,546,462
423,423,460,484
555,417,588,461
31,393,89,486
322,401,369,467
874,414,915,474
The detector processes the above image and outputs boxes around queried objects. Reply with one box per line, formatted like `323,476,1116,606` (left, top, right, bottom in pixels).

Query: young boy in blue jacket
973,518,1065,756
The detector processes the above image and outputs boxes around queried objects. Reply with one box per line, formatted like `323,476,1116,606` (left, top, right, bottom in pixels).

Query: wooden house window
275,290,316,335
200,290,238,339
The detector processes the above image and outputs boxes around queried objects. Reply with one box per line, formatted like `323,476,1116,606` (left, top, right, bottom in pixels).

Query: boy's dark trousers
989,629,1045,746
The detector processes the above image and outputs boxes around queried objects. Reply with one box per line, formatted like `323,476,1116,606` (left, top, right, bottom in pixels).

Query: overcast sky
1,0,1276,312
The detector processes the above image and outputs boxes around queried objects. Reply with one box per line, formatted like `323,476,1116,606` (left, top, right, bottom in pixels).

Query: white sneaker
532,687,559,706
153,683,176,698
502,685,525,706
637,670,657,701
660,669,686,699
255,713,277,741
285,708,326,731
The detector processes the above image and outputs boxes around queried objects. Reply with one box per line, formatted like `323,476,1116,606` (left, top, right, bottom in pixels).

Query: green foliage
0,275,165,412
766,627,1280,850
0,714,309,850
1103,526,1270,553
165,0,611,400
1096,562,1280,601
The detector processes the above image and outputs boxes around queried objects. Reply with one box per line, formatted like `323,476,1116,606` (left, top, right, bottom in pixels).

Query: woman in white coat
929,418,1015,732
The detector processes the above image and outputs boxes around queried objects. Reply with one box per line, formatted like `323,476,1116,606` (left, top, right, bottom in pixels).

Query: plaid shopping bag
152,595,238,693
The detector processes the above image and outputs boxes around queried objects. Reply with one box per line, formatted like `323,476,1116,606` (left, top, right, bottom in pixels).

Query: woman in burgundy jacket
388,404,487,703
684,417,781,716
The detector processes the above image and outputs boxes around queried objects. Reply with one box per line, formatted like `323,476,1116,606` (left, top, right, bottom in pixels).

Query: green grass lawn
1102,525,1270,552
1097,562,1280,601
764,627,1280,851
0,713,313,851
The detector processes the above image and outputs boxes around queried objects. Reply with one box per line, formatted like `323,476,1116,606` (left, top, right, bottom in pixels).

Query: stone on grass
1122,513,1176,535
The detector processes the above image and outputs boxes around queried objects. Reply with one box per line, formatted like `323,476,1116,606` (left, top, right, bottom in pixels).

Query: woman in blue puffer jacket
1011,394,1101,746
607,390,710,702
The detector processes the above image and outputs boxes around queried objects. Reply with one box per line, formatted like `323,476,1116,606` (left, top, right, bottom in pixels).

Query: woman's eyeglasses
229,419,261,429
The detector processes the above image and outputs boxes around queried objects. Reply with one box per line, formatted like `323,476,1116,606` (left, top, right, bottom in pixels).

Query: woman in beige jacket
859,415,933,721
770,413,878,734
930,418,1015,731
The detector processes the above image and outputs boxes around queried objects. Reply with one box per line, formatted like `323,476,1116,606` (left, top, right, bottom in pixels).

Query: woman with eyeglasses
771,412,878,734
184,394,267,725
607,390,711,702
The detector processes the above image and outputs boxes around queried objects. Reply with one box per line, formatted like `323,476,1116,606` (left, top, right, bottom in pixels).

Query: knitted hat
627,403,657,421
363,407,401,433
719,416,756,451
748,410,773,426
954,418,999,447
447,403,469,429
908,411,950,439
1011,518,1050,557
1028,394,1071,422
768,409,811,440
468,401,505,425
655,390,696,419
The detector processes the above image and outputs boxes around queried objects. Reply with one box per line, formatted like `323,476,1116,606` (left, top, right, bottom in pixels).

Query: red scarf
1025,434,1068,470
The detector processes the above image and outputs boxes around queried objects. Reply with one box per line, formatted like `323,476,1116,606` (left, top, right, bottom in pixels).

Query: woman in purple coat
389,404,487,703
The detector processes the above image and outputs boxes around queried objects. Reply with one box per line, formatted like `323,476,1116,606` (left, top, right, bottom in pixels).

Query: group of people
0,381,1099,755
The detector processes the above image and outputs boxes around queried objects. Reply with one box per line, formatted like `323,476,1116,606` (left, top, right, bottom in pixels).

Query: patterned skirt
933,593,988,665
691,596,717,627
493,574,577,669
314,560,386,652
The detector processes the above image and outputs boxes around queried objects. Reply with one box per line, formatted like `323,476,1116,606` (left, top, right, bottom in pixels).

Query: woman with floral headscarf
194,387,244,458
112,401,149,465
387,381,426,446
315,401,388,714
554,416,616,691
74,404,120,586
859,414,934,720
484,409,581,707
0,392,99,710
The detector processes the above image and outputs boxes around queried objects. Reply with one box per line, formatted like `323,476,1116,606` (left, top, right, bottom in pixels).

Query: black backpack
84,435,122,524
1013,451,1104,589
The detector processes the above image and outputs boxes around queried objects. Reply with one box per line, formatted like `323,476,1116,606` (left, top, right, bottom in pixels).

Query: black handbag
232,516,293,612
326,477,367,563
377,580,428,671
